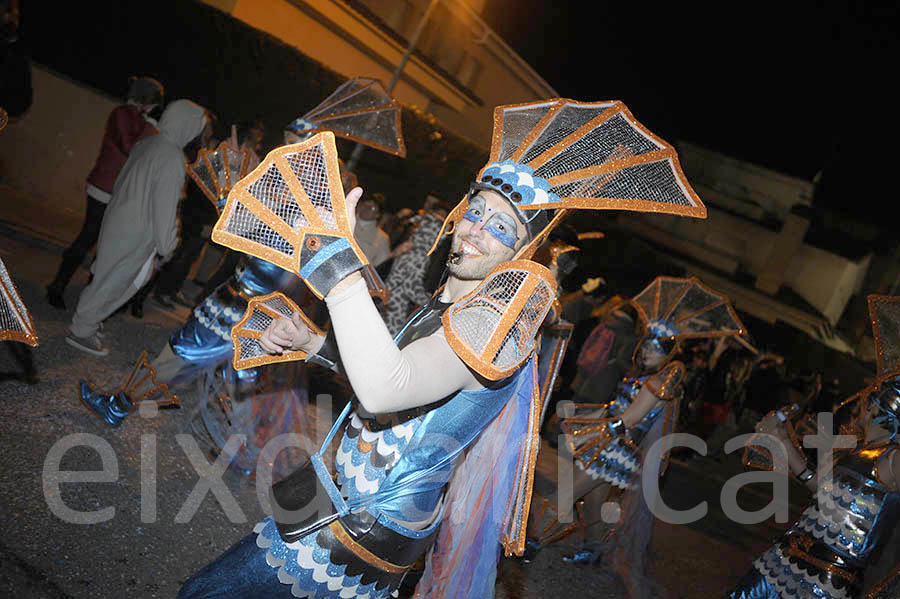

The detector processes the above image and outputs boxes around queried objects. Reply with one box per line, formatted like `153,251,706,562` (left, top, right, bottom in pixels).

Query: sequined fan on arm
211,132,370,299
442,260,557,380
285,77,406,157
430,99,707,259
186,141,251,213
562,400,640,471
231,291,324,370
0,257,38,346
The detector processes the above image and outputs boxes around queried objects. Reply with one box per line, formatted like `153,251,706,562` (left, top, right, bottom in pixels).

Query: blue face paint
463,196,486,223
462,195,519,249
484,219,518,248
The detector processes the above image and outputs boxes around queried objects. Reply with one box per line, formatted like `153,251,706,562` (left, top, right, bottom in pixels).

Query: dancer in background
178,97,709,599
731,295,900,599
528,276,745,599
383,192,449,335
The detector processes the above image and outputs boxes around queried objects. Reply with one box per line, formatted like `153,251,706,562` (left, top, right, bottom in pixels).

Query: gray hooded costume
70,99,207,339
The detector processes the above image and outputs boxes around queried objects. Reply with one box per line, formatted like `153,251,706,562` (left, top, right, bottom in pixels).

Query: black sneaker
152,292,175,309
46,286,66,310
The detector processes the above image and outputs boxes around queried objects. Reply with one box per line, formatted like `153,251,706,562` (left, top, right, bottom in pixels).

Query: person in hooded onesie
66,99,210,357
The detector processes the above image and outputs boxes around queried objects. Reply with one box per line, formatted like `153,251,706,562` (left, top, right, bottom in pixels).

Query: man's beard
448,237,513,280
448,258,489,281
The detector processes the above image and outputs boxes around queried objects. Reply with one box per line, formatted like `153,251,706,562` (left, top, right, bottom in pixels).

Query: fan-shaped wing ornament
0,107,8,132
0,258,38,346
231,292,324,370
631,276,745,340
187,141,251,213
211,132,369,299
285,77,406,157
431,99,706,259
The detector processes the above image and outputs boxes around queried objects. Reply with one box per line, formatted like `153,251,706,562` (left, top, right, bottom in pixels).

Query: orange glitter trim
231,291,324,371
211,133,370,300
442,260,557,380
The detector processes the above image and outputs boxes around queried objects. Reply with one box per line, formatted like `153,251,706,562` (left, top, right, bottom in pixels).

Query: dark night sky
480,1,898,208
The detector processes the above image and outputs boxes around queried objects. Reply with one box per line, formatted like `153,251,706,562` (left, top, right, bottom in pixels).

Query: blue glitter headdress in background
631,275,745,346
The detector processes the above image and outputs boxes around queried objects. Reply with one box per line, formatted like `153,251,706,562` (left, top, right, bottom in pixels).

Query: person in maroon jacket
46,76,164,309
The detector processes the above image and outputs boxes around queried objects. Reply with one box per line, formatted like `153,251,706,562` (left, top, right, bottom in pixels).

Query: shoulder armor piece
442,260,557,380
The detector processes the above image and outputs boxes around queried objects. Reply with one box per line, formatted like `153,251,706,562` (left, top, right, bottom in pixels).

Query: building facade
617,141,870,354
201,0,557,148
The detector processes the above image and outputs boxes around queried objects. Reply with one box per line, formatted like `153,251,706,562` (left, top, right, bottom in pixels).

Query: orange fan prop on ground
81,350,179,415
285,77,406,157
231,292,324,370
212,132,370,300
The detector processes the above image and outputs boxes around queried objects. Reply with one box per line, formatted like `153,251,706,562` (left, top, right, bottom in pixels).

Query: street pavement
0,205,889,599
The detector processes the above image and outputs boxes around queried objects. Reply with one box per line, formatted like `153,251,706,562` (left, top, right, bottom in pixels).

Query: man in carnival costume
730,295,900,599
77,79,404,442
528,277,745,598
178,98,708,599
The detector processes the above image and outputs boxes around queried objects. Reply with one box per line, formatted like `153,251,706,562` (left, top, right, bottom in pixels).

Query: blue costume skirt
179,516,441,599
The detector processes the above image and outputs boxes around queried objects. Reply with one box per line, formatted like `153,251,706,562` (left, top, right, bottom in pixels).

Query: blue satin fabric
316,359,532,526
170,257,300,365
178,531,295,599
373,361,531,522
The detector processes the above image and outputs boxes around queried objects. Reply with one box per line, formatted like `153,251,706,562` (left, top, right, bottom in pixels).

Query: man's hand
259,312,312,354
755,411,788,439
581,277,603,294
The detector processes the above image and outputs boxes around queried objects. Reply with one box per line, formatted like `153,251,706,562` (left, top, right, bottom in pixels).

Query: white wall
0,65,118,243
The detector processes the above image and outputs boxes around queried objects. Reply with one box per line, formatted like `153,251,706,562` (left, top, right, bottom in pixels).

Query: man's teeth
461,241,482,256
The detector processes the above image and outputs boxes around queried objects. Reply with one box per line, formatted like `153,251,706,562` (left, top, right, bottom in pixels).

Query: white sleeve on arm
325,277,480,413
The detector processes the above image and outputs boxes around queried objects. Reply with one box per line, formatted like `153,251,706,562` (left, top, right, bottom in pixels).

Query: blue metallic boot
79,380,134,427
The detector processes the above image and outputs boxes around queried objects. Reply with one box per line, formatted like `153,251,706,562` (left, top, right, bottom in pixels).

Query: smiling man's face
449,190,527,281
